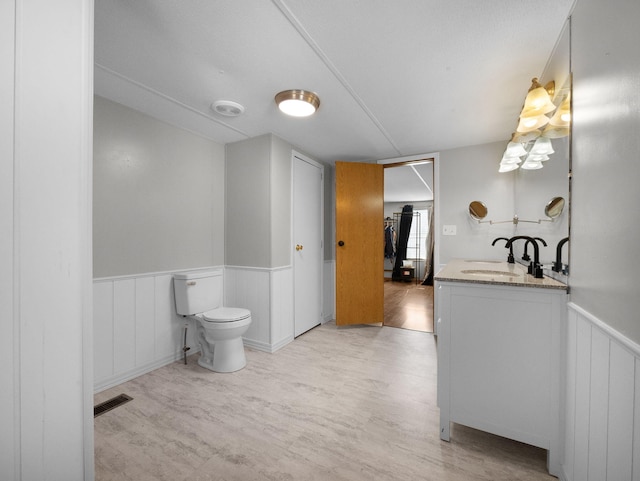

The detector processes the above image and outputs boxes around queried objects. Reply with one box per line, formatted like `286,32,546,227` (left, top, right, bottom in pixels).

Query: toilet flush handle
187,281,196,286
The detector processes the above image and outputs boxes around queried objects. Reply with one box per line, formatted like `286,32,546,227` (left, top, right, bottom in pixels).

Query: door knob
338,240,345,246
296,244,304,251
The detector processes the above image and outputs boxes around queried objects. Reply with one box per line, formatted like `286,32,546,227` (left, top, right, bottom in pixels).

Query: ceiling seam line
410,165,434,197
272,0,402,156
95,63,251,138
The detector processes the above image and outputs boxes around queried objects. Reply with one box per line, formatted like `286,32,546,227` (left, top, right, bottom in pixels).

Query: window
406,209,430,260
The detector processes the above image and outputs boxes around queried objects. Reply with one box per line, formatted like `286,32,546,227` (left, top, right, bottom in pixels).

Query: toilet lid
202,307,251,323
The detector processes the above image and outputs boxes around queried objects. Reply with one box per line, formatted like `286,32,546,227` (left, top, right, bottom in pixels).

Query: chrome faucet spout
552,237,569,273
492,237,514,263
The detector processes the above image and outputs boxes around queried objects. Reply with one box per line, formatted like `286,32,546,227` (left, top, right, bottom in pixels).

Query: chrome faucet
492,237,514,263
506,236,543,278
522,237,547,261
552,237,569,274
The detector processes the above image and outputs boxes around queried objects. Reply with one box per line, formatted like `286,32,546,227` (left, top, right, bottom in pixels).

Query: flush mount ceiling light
275,90,320,117
211,100,245,117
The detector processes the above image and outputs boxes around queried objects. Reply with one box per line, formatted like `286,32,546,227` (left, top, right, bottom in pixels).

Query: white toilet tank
173,269,223,316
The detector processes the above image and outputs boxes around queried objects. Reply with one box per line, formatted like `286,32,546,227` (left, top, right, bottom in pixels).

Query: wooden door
335,161,384,326
293,154,323,337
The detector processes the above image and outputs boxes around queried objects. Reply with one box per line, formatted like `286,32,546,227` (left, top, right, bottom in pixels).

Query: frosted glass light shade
520,79,557,118
521,160,544,170
499,162,519,173
529,137,554,155
504,141,528,157
516,114,550,133
512,130,541,143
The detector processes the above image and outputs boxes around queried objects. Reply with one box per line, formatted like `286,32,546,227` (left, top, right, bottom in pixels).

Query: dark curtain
422,205,435,285
392,204,413,280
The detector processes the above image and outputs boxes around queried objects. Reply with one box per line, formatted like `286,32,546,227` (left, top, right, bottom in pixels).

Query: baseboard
243,335,293,354
94,349,192,393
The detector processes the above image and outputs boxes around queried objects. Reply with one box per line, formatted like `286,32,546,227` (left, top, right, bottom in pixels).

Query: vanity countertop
435,259,568,290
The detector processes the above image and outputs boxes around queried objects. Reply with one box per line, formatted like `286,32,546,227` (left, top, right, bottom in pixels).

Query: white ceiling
94,0,574,167
384,162,434,202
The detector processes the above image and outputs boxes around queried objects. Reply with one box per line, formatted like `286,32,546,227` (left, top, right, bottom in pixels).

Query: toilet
173,269,252,373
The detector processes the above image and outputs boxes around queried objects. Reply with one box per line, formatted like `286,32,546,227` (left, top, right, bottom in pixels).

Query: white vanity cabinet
435,261,567,477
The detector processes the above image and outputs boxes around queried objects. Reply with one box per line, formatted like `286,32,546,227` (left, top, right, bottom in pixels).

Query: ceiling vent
211,100,245,117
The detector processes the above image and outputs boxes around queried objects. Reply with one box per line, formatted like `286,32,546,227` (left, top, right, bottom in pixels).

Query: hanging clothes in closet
384,217,396,260
392,205,413,281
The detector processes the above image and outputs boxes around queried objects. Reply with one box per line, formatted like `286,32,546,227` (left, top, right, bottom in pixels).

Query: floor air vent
94,394,133,417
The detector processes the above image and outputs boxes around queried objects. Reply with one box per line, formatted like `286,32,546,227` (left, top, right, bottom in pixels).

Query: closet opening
382,159,435,333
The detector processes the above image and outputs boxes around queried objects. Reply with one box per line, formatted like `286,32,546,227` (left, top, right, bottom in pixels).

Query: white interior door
293,153,323,337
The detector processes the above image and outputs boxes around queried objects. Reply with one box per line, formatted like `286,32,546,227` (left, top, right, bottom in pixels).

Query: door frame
291,150,324,336
377,152,441,274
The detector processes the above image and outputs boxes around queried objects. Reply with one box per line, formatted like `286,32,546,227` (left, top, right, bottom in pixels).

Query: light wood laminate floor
384,280,434,333
94,322,555,481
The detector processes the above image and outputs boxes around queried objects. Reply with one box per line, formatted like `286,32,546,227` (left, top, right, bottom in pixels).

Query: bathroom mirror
545,196,565,219
469,201,488,220
513,18,570,267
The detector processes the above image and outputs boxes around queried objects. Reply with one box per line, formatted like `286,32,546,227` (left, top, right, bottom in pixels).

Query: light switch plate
443,225,457,236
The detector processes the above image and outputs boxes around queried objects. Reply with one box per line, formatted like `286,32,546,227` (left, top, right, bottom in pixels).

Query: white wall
1,1,94,479
93,96,225,277
569,0,640,345
0,1,16,477
225,135,273,267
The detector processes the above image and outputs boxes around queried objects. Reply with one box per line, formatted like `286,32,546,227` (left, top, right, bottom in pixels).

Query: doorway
382,159,435,333
293,152,324,337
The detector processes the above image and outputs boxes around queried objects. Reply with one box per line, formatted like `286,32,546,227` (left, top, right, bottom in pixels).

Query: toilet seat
202,307,251,323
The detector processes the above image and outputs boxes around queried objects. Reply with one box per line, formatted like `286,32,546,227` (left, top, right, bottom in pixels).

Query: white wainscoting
94,265,297,392
563,303,638,481
224,265,294,353
323,260,335,323
93,269,207,392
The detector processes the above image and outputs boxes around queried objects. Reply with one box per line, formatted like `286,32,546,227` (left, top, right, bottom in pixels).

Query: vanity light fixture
542,93,571,138
275,89,320,117
498,77,563,173
519,78,556,119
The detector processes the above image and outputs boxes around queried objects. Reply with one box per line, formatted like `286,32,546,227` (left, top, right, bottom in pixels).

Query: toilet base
196,325,247,373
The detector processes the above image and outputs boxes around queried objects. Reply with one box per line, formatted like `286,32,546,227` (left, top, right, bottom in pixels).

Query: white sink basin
460,269,521,278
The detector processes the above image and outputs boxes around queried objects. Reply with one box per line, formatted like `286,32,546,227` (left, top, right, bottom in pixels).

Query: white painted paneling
113,279,136,374
94,268,219,391
564,303,640,481
572,314,591,481
634,359,640,481
607,342,634,480
225,266,295,353
563,308,577,481
226,267,271,347
271,267,294,349
154,275,180,358
135,277,156,365
323,260,335,322
94,265,296,389
588,328,610,479
94,282,114,382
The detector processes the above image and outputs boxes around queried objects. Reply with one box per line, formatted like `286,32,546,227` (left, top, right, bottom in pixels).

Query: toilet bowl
194,308,252,372
173,269,252,373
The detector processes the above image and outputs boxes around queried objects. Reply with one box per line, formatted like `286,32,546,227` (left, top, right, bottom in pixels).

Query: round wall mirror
469,201,488,220
545,196,565,219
